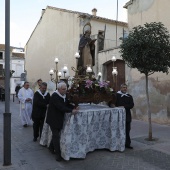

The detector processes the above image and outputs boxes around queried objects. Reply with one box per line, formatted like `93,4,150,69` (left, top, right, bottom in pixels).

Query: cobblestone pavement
0,97,170,170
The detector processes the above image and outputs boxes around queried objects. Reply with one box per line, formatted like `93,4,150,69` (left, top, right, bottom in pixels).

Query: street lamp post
4,0,11,166
116,0,118,47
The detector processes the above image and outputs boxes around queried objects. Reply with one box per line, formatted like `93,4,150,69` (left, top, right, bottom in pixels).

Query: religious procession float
67,66,116,107
65,22,116,106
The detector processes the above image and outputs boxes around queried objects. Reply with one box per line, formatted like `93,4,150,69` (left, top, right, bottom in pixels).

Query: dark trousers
125,122,131,146
33,117,45,139
49,127,61,155
1,93,5,101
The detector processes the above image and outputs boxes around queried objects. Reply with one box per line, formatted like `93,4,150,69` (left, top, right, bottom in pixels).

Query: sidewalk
0,97,170,170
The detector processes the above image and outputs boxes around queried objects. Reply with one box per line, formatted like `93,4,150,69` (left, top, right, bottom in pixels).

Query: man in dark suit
115,83,134,149
15,84,21,98
46,82,78,161
32,82,50,142
0,86,5,101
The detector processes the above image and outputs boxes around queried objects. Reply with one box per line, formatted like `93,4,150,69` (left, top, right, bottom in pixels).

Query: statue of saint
78,23,96,75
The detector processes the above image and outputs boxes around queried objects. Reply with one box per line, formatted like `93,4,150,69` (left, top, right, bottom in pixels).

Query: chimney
41,9,45,16
92,8,97,16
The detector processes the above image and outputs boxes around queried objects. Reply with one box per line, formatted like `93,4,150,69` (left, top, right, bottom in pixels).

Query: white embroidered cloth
40,104,126,160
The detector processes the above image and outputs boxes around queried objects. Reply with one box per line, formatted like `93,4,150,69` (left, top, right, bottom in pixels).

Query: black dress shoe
55,154,62,162
33,138,37,142
125,145,133,149
23,124,28,127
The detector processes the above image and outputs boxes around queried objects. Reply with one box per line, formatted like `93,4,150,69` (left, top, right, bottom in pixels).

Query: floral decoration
85,80,93,88
85,79,113,94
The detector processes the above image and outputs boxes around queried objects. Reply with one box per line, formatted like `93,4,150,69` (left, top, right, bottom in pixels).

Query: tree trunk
145,74,152,140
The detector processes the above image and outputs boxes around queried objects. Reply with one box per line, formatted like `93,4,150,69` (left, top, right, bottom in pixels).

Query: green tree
120,22,170,140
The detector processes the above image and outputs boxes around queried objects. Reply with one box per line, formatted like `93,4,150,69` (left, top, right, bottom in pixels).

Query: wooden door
106,60,125,91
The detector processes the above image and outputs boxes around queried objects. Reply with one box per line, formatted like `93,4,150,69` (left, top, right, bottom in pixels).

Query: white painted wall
90,20,128,49
11,60,24,77
25,7,80,88
124,0,170,123
10,59,25,94
127,0,170,30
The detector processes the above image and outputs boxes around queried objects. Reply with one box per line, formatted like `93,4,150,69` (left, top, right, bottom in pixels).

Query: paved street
0,97,170,170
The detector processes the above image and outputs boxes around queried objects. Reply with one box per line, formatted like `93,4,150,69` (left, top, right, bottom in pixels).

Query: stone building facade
0,44,25,94
25,6,128,93
124,0,170,124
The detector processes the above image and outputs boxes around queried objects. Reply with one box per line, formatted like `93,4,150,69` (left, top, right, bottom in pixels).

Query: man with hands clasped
115,83,134,149
46,82,79,161
18,82,33,127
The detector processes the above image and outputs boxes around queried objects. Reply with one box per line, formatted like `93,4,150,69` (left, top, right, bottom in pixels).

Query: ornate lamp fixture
86,65,92,73
49,57,70,88
112,67,118,76
112,67,118,91
111,55,117,67
58,71,62,79
75,52,80,59
97,72,102,81
49,69,54,76
63,64,68,78
49,57,59,83
74,52,80,70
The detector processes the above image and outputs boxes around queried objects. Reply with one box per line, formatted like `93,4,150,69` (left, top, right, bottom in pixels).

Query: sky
0,0,128,48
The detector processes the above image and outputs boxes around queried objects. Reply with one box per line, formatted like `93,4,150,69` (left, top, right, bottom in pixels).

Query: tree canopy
120,22,170,76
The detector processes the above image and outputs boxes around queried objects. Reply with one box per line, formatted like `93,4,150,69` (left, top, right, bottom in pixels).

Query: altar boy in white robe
18,82,34,127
